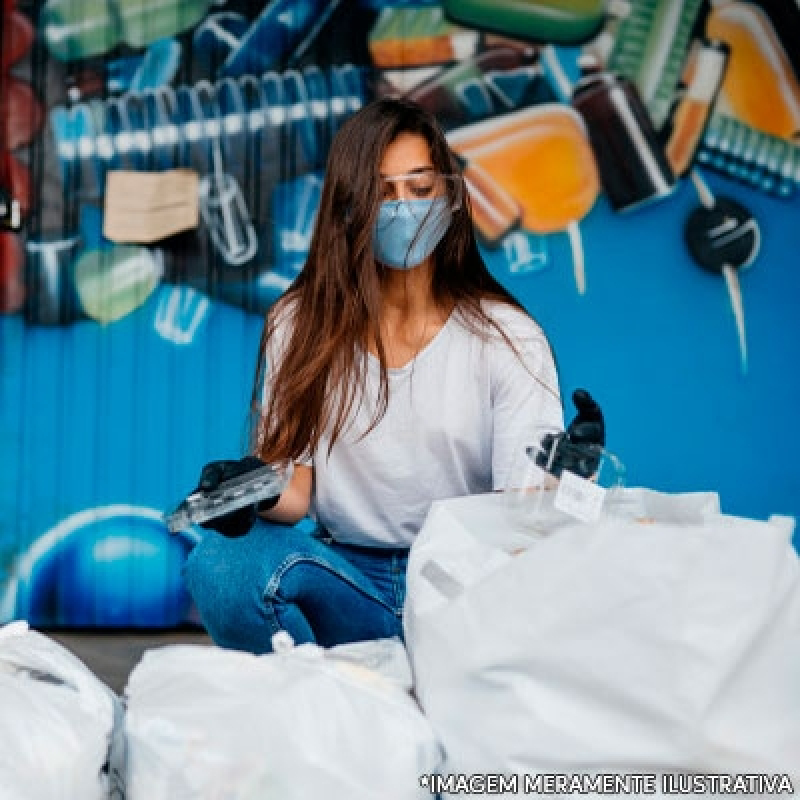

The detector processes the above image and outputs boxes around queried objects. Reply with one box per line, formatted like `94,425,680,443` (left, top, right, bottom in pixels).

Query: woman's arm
489,310,564,490
259,463,313,525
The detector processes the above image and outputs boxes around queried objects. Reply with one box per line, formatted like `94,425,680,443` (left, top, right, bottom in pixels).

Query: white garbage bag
0,621,122,800
124,636,441,800
404,490,800,792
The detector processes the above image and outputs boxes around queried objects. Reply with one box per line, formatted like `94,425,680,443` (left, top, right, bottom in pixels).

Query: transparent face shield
378,169,464,217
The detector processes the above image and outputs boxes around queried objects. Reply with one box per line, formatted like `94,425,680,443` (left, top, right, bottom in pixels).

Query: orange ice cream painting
449,105,599,293
706,0,800,141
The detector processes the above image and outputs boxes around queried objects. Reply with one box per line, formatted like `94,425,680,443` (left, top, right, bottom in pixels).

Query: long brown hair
251,97,557,462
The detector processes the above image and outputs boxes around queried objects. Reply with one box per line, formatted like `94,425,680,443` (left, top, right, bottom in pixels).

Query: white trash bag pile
124,635,441,800
404,489,800,794
0,621,123,800
3,488,800,799
0,623,439,800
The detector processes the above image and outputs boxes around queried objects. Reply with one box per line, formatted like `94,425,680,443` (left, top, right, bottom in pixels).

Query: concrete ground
47,628,213,694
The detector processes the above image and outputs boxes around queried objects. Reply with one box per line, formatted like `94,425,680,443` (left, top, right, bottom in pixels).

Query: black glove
195,456,281,538
535,389,606,479
566,389,605,448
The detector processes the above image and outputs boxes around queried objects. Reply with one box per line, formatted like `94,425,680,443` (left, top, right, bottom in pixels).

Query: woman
183,97,595,654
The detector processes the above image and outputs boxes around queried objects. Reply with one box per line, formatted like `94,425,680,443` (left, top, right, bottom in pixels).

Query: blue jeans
182,520,408,654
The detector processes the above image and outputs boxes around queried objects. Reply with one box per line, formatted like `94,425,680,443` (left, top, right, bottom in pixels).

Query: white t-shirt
265,300,563,547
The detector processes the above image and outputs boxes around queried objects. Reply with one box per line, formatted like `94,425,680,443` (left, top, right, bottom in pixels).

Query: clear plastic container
505,425,626,535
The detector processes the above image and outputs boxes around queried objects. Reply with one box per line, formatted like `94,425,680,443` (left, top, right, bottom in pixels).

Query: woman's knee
182,522,301,617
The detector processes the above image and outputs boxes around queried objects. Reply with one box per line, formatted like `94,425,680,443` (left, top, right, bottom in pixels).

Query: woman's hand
536,389,605,479
195,457,281,538
566,389,605,447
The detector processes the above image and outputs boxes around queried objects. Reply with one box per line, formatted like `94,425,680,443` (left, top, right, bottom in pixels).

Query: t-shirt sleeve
489,307,564,490
258,306,313,467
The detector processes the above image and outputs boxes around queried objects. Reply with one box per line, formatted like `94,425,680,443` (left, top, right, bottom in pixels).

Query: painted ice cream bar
665,40,729,177
443,0,607,46
407,44,553,128
368,6,480,69
448,104,599,235
73,245,164,324
460,159,522,245
706,0,800,140
40,0,212,61
605,0,704,130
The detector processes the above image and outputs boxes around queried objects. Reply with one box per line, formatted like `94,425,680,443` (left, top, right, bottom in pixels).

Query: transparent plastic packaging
164,462,291,534
505,425,625,535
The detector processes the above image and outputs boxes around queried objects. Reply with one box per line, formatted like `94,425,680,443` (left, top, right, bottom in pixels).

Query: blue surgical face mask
372,197,452,270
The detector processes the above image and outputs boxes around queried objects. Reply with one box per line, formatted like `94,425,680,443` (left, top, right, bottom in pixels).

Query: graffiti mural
1,0,798,626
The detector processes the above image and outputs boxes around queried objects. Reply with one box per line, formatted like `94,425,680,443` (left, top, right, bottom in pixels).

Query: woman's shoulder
476,297,547,342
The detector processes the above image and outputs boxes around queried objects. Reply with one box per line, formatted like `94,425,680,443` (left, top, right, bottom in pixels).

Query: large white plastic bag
0,621,120,800
404,490,800,784
124,637,441,800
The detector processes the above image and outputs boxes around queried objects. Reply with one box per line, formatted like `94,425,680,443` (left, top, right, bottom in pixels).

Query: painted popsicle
40,0,212,61
706,0,800,140
368,6,479,69
449,104,599,293
605,0,705,130
443,0,607,46
458,157,522,245
665,40,729,177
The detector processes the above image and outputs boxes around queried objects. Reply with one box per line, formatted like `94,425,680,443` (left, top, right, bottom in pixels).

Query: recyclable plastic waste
0,621,122,800
404,490,800,784
124,636,442,799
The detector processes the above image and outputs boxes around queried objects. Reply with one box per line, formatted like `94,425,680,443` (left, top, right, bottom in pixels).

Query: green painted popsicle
443,0,607,45
73,245,163,324
41,0,211,61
